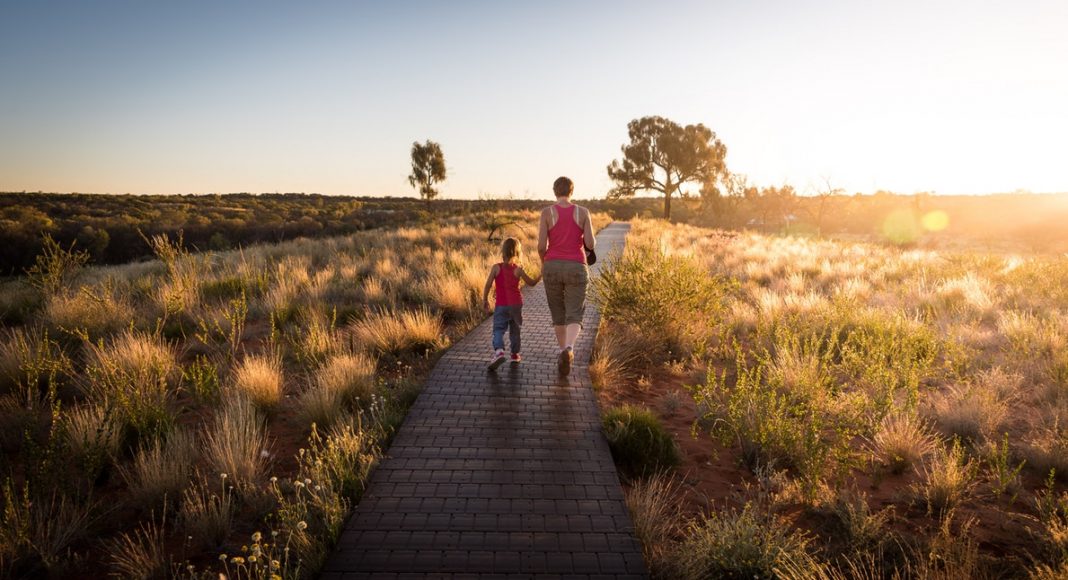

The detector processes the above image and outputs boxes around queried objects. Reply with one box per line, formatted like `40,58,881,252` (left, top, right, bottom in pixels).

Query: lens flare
922,210,950,232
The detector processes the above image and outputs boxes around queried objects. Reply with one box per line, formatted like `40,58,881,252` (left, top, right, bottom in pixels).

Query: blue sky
1,0,1066,198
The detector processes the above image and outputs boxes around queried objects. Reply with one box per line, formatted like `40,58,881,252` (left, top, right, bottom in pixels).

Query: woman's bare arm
537,207,550,260
582,206,596,249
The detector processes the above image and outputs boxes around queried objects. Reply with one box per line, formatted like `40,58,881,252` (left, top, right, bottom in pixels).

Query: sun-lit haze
2,0,1066,198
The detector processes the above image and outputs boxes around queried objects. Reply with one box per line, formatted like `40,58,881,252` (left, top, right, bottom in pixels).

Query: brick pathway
321,223,647,579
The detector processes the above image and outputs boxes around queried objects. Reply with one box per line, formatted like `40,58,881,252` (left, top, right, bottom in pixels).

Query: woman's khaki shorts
542,259,589,326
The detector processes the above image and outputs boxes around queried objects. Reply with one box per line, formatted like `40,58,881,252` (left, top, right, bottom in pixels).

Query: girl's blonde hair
501,237,521,264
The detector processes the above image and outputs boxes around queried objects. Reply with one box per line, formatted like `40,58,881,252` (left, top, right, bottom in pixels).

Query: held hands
483,299,492,313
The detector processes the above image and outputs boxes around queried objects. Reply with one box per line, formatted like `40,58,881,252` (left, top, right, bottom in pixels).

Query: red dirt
592,361,1060,569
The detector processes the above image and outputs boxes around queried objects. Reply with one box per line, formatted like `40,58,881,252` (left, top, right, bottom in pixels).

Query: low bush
602,405,680,478
594,242,731,363
915,438,979,517
671,501,822,580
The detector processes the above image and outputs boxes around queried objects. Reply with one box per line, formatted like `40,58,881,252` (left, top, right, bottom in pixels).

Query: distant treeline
4,190,1068,275
0,193,553,275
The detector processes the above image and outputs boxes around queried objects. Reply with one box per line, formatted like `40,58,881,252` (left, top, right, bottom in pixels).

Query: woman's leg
564,322,581,349
543,262,568,349
508,307,522,354
553,325,566,348
561,263,589,349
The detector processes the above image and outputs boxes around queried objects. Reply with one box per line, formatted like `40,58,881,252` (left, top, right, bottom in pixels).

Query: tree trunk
663,191,672,220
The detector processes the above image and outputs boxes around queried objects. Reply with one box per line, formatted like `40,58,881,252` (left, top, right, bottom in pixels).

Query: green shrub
602,405,680,478
594,243,731,365
200,276,249,302
693,351,856,495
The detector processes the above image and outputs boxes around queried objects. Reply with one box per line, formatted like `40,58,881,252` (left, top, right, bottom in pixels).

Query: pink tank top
543,204,586,263
494,262,523,306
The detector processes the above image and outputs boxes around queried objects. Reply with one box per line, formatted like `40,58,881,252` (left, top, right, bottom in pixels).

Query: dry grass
930,383,1009,443
106,515,169,580
231,353,284,413
915,439,979,516
63,403,122,468
299,353,377,427
593,218,1068,578
624,474,683,575
179,471,234,550
0,482,96,573
83,330,177,441
1023,413,1068,481
352,307,443,358
204,396,270,489
589,322,644,389
43,288,130,338
121,428,197,507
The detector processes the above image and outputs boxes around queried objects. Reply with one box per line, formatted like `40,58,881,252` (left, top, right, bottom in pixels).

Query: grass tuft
204,397,270,490
232,353,284,413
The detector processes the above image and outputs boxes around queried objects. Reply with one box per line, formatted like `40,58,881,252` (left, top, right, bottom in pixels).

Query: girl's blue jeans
492,305,523,354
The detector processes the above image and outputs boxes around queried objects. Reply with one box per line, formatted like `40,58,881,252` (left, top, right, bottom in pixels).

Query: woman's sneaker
488,349,507,370
557,347,573,375
510,353,522,364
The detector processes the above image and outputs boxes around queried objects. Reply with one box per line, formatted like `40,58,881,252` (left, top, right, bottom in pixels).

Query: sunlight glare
921,210,950,232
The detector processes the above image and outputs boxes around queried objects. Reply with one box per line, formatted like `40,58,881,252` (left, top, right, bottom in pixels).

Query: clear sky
1,0,1065,198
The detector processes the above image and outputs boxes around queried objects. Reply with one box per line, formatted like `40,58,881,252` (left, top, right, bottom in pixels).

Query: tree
606,116,728,220
809,176,845,237
408,140,447,204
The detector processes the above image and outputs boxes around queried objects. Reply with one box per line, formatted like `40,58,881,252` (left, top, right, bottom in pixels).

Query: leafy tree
407,140,447,204
606,116,728,220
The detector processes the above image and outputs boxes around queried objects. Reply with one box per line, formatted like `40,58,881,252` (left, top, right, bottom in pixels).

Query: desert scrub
602,405,680,478
594,240,731,366
693,350,862,498
62,403,122,482
915,438,979,516
670,501,822,580
83,330,178,443
0,480,96,576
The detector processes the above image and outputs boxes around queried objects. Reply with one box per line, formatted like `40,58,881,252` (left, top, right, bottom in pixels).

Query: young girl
482,237,541,370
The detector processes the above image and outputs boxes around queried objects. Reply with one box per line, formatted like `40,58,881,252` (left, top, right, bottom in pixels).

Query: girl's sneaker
488,349,506,370
510,353,522,364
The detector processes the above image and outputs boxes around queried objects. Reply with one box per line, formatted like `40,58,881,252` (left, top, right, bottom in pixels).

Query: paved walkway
322,223,647,579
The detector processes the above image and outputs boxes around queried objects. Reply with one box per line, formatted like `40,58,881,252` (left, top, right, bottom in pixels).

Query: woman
538,176,596,375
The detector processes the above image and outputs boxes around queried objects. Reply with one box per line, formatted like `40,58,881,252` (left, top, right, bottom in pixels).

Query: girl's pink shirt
494,262,523,306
